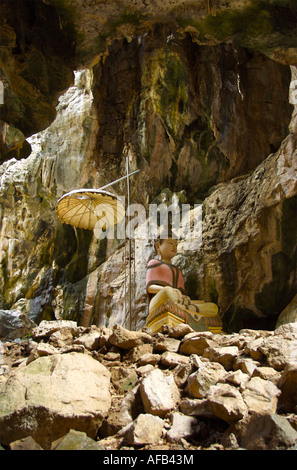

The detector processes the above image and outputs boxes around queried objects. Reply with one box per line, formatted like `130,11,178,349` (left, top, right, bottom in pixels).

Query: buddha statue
145,234,223,333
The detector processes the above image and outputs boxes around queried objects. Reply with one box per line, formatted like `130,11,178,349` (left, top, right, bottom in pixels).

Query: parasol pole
98,170,140,192
98,162,139,330
126,157,133,330
96,165,139,330
56,165,140,331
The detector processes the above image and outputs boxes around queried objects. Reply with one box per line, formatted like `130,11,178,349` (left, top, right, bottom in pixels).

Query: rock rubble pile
1,320,297,450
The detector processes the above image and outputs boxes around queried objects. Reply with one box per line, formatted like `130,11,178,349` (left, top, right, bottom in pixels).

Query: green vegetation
46,0,79,45
177,0,297,54
152,50,189,138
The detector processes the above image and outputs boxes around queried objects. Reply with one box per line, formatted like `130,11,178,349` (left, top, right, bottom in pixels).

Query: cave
0,0,297,332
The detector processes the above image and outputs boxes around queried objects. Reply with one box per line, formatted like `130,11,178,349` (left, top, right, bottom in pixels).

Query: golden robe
145,259,223,333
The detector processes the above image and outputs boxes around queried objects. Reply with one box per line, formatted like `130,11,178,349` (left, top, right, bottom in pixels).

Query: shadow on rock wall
0,8,296,332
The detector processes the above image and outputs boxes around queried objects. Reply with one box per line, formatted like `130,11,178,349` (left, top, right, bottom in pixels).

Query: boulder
163,324,194,339
185,362,227,398
154,337,181,353
100,386,143,438
180,333,215,356
207,383,248,423
253,366,281,384
240,377,281,413
172,362,196,388
140,369,180,417
0,352,111,449
225,369,250,387
26,342,60,364
73,328,101,350
179,397,214,419
32,320,78,341
0,310,36,340
231,412,297,450
166,412,200,443
278,363,297,412
138,353,161,366
123,343,153,362
125,414,164,446
274,322,297,340
203,345,239,370
109,324,152,350
259,335,297,370
233,356,259,376
9,436,43,451
160,351,190,368
52,430,105,450
244,337,265,361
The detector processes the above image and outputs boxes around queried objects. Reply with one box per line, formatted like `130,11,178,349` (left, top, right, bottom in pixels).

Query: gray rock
278,363,297,412
203,345,239,370
185,361,227,398
52,430,105,450
207,383,248,423
154,337,181,353
180,334,215,356
240,376,281,413
9,436,44,450
140,369,180,417
234,412,297,450
0,352,111,449
126,414,164,445
179,397,214,419
0,310,36,340
109,324,152,350
166,412,200,443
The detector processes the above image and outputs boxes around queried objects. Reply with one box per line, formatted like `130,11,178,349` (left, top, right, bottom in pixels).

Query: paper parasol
56,188,125,231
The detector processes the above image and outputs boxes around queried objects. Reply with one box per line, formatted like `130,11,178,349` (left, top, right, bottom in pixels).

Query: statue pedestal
147,311,185,334
146,297,223,334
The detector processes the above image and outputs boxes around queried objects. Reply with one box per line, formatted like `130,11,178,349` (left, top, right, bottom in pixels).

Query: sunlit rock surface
0,0,297,332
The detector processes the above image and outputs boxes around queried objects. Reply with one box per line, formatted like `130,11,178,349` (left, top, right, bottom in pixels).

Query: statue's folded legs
145,235,223,334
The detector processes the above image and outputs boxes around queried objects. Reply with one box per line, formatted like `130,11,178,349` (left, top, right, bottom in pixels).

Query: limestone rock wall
0,1,297,331
0,0,75,161
1,0,297,162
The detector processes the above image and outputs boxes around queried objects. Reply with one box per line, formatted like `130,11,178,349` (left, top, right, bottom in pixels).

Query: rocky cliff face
0,0,297,332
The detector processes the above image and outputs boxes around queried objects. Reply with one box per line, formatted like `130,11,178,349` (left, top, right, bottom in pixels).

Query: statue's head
155,229,178,262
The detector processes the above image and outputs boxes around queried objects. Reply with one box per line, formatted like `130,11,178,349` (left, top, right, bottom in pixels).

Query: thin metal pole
126,157,133,330
124,241,126,322
98,169,140,191
133,238,136,330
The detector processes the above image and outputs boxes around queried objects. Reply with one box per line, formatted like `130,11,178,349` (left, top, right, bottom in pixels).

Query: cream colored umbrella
56,164,140,329
56,168,140,230
56,188,125,231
